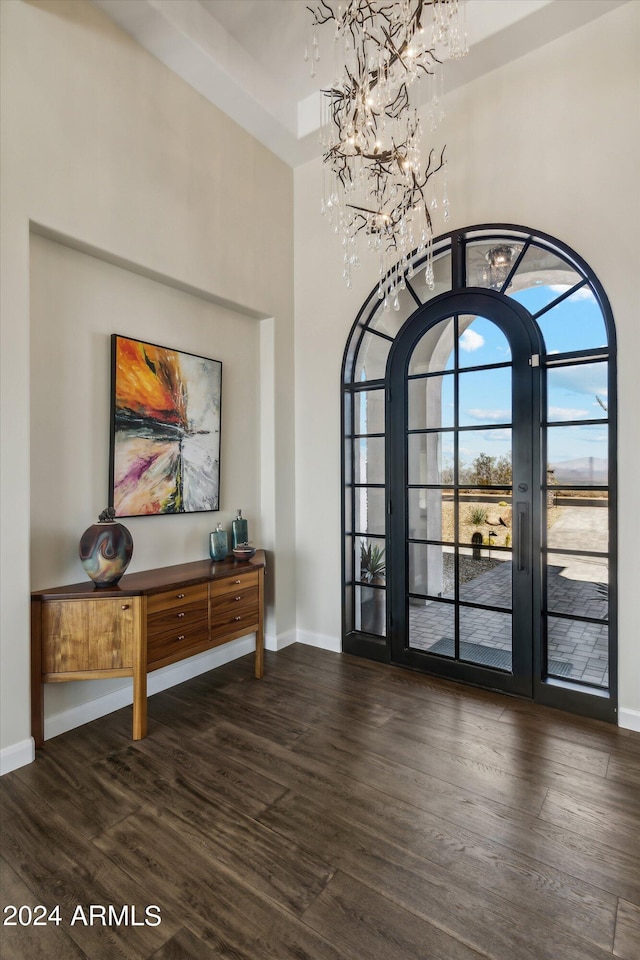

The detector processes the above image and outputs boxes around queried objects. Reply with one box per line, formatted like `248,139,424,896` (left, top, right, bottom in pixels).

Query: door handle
516,501,529,573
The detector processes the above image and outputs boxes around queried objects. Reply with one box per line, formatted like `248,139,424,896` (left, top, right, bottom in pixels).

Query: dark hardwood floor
2,644,639,960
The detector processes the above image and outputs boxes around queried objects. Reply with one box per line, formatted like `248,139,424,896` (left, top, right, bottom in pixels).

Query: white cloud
459,329,485,352
466,408,511,423
548,406,590,421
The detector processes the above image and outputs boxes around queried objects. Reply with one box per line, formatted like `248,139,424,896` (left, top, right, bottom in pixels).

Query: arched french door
342,225,617,722
388,290,539,697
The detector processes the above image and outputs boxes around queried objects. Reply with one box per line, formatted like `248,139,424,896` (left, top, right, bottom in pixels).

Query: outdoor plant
360,543,386,583
467,506,488,527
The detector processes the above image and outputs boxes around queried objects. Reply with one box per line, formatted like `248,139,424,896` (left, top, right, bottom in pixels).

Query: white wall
30,234,263,716
294,2,640,723
0,0,295,765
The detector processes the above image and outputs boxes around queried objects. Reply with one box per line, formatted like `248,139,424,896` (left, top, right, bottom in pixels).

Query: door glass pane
355,436,385,484
547,553,608,620
546,616,608,688
408,375,454,430
458,547,512,610
354,331,391,382
344,536,353,582
547,425,608,484
409,317,454,375
408,431,454,485
458,316,511,368
344,487,353,534
368,287,418,338
459,606,512,671
408,488,454,542
547,363,608,423
409,542,454,598
354,389,385,435
536,288,608,354
547,490,608,552
508,246,582,309
408,251,452,303
458,497,512,546
409,598,455,653
459,369,511,426
354,486,386,536
355,536,386,583
355,584,386,636
466,240,525,290
458,430,512,485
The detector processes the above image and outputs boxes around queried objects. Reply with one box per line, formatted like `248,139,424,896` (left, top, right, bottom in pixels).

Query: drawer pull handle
178,634,185,641
234,595,242,601
121,604,129,610
234,579,241,584
234,616,242,622
177,593,185,599
177,612,185,618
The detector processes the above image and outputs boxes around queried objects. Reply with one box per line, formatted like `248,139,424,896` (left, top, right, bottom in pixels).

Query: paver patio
408,504,609,687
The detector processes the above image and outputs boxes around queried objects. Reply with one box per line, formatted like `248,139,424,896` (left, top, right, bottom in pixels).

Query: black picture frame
109,334,222,516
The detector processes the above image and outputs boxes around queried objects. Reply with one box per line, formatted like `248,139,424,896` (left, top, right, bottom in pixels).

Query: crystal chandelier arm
309,0,466,298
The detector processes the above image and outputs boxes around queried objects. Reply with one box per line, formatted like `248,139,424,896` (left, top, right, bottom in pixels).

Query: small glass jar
209,523,228,561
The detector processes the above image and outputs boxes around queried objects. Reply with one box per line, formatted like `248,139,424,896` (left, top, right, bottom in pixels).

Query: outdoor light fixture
307,0,468,308
484,244,516,290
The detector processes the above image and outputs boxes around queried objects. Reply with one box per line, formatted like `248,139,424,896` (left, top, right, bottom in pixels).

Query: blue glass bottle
209,523,228,561
232,509,248,549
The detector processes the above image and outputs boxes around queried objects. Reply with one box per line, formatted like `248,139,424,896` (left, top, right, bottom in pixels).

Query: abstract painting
109,335,222,516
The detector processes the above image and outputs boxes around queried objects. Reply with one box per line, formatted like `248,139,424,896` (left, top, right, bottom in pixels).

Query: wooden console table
31,551,265,746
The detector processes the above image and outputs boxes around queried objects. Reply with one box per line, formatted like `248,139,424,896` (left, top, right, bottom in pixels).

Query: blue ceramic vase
79,508,133,587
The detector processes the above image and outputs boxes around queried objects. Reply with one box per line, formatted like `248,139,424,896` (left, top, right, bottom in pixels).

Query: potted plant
359,542,386,635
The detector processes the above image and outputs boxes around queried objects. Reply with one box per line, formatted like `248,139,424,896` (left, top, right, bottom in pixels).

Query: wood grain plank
613,899,640,959
260,785,618,954
165,683,311,747
92,808,344,960
224,669,398,727
97,739,287,822
14,736,142,839
277,645,508,718
382,707,612,778
149,926,244,960
292,721,549,816
202,711,640,906
314,711,640,817
0,857,90,960
539,788,640,857
6,644,640,960
498,701,640,760
0,776,178,959
607,754,640,789
302,870,489,960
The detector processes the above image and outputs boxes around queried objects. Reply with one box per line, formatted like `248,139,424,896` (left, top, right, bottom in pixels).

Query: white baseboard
296,629,341,653
619,707,640,733
44,634,257,742
265,628,296,652
0,737,35,776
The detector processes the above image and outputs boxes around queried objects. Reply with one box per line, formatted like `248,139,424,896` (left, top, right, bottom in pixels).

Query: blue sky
435,292,609,471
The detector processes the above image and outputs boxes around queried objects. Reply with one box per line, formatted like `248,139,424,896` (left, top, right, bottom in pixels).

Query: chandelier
483,244,516,290
307,0,468,308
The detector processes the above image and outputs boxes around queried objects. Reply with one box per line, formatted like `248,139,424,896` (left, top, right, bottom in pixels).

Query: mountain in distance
549,457,608,484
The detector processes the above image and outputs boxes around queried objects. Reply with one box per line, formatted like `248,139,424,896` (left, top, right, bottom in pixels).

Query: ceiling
91,0,627,167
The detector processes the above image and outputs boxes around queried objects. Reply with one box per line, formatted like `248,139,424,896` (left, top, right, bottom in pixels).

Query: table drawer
148,623,208,664
147,582,208,616
210,569,259,599
211,588,259,641
147,600,208,643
